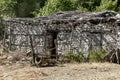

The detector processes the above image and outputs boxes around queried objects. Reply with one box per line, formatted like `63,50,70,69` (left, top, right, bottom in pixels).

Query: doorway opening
46,30,58,59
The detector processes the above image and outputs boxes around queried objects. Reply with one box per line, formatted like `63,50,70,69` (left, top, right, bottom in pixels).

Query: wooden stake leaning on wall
29,35,35,64
8,22,11,51
3,21,7,50
116,48,120,64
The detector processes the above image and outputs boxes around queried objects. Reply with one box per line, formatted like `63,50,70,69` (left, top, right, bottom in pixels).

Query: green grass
88,50,106,62
62,50,107,63
63,51,85,63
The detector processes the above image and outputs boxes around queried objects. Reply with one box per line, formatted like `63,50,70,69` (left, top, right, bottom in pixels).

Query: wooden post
100,25,103,50
3,22,6,47
116,48,120,64
9,22,12,51
29,35,35,64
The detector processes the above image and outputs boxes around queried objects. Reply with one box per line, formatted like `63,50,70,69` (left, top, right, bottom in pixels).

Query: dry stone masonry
2,11,120,57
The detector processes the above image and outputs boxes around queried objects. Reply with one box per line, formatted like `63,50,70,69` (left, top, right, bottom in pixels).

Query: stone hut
3,11,120,57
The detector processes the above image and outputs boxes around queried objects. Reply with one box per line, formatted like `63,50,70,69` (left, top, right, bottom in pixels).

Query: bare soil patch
0,62,120,80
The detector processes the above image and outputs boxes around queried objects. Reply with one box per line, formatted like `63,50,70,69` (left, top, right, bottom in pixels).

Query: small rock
7,56,13,61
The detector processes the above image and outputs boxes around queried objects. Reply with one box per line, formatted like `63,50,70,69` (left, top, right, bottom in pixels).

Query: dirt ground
0,62,120,80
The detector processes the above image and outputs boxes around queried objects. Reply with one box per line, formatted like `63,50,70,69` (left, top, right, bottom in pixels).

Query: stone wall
3,11,120,56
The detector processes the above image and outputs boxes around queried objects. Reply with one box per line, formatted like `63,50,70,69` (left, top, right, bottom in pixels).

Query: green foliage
88,50,106,62
62,50,107,63
0,0,120,18
64,51,85,63
38,0,75,16
0,0,44,18
14,0,39,17
76,0,101,11
0,0,16,18
96,0,118,11
77,6,88,12
117,7,120,13
37,0,47,8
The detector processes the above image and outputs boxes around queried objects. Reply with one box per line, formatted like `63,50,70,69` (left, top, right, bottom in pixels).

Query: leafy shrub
37,0,76,16
88,50,106,62
77,6,88,12
96,0,118,11
63,51,85,63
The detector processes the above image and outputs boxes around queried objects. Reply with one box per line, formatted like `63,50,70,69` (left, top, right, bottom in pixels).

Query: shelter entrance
46,31,58,59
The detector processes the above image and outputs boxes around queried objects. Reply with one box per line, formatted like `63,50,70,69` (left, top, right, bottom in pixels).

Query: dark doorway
46,31,58,59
